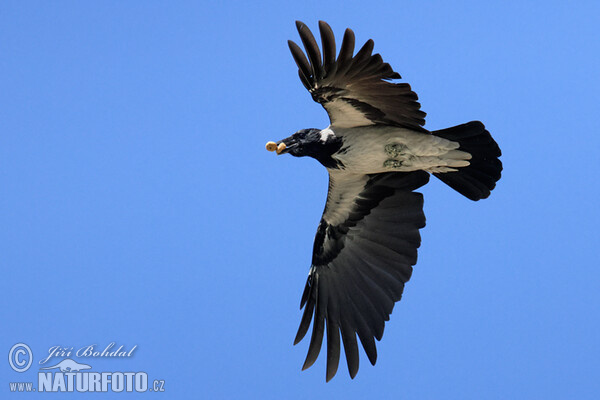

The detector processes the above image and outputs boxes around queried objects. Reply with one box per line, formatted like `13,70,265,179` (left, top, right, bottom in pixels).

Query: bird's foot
384,143,407,158
383,159,403,168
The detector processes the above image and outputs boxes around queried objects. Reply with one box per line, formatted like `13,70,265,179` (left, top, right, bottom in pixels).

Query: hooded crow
267,21,502,381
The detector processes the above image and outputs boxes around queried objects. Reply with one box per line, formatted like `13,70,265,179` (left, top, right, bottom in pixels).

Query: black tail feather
432,121,502,201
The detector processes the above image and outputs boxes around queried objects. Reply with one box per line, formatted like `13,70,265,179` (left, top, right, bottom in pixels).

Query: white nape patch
319,127,335,142
325,98,375,128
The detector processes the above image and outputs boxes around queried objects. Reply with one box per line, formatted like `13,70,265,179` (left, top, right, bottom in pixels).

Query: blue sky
1,1,599,398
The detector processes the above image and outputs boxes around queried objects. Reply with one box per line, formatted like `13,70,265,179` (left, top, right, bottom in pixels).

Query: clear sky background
1,1,599,399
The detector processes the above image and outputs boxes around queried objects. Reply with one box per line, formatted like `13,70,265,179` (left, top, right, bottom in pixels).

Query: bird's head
266,128,342,167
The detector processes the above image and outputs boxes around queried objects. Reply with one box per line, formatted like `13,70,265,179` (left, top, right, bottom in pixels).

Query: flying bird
266,21,502,381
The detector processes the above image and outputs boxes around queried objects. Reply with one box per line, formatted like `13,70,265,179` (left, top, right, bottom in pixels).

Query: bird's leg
383,159,403,168
384,143,407,158
384,143,408,168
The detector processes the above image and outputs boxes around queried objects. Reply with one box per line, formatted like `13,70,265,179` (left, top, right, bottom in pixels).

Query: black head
276,128,343,168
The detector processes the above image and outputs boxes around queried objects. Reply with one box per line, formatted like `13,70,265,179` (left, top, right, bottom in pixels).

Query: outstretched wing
288,21,427,131
295,170,430,381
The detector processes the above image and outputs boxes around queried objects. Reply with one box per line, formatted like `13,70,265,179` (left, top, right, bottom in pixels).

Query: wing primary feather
358,53,384,76
340,260,387,336
341,249,394,317
337,28,355,63
358,54,394,80
346,292,379,366
302,274,326,370
299,274,311,309
296,70,312,91
341,291,380,373
334,29,357,79
288,40,312,85
354,38,374,62
295,21,323,80
339,318,359,378
325,273,343,381
347,39,375,79
357,328,378,365
294,291,315,345
318,20,336,76
325,319,340,381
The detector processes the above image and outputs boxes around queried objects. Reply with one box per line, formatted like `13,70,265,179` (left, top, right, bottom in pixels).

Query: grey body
327,125,471,174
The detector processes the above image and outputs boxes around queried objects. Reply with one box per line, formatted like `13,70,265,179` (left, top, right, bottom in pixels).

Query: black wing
294,170,430,381
288,21,427,131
